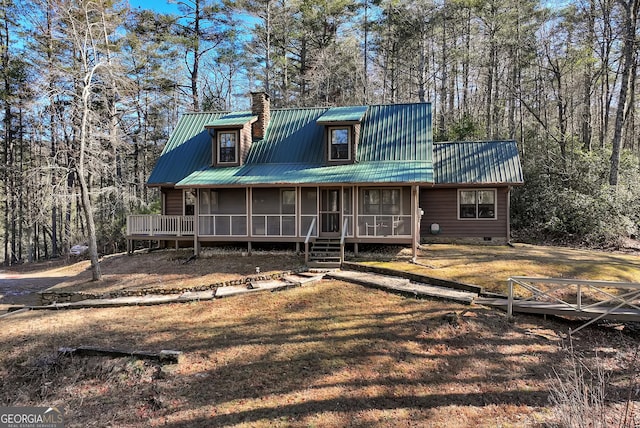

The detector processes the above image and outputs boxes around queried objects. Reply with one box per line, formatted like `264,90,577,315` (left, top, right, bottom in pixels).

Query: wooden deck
475,297,640,322
480,276,640,333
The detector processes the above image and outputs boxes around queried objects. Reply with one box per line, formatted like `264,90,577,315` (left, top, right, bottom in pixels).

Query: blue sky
127,0,182,14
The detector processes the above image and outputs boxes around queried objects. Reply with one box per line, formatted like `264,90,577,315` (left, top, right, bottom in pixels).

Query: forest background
1,0,639,266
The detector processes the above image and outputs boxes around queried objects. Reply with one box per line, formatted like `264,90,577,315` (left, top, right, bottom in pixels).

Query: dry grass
1,244,639,426
358,243,640,293
1,280,639,427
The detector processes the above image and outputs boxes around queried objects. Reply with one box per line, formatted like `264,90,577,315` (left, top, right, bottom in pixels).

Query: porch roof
175,161,433,187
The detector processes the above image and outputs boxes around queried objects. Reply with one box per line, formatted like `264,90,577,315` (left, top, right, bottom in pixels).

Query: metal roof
359,103,433,162
176,161,433,187
434,140,523,184
205,111,256,128
147,112,227,186
316,106,368,123
245,108,327,163
147,102,447,187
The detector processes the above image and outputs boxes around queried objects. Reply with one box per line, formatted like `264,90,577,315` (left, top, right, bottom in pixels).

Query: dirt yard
0,245,639,427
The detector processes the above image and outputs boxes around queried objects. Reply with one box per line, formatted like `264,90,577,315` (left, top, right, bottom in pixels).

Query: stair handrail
304,217,317,264
340,217,349,264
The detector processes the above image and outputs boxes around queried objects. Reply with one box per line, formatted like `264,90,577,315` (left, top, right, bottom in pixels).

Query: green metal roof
176,161,433,187
358,104,432,162
205,111,256,128
434,141,523,184
147,112,227,186
316,106,368,123
148,102,437,187
245,108,327,163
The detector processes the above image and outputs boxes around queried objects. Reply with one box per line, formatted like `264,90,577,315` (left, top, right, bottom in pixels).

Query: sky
127,0,182,14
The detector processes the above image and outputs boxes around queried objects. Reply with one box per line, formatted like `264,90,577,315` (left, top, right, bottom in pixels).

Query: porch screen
252,188,296,236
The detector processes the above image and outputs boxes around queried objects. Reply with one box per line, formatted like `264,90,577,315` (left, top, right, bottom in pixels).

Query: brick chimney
251,91,270,140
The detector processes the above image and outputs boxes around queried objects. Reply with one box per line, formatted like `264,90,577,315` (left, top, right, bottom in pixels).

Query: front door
320,188,341,236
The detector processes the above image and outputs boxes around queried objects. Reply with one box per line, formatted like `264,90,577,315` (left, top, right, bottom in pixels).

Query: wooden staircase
308,238,342,268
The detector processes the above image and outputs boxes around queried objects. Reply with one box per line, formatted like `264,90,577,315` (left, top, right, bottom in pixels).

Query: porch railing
127,215,194,236
251,214,296,236
199,214,247,236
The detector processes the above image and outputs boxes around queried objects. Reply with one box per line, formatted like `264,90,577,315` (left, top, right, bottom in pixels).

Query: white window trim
217,130,239,164
328,126,352,162
457,188,497,220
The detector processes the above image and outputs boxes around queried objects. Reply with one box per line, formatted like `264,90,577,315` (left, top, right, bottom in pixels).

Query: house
126,92,523,265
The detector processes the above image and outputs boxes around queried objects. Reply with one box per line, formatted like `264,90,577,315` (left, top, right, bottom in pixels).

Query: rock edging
38,271,294,305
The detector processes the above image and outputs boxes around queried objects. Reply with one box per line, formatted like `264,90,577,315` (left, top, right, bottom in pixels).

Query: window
458,189,496,219
329,127,351,161
363,189,401,214
184,191,196,215
218,131,238,164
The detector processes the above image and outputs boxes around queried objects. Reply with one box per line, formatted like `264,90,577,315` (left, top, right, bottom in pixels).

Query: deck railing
507,276,640,333
127,215,194,236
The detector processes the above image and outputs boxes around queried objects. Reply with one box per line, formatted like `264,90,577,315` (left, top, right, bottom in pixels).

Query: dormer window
329,127,351,161
317,106,367,165
218,131,238,164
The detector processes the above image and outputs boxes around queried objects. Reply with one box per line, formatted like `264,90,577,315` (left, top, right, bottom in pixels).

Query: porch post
247,187,252,239
506,187,511,243
247,187,252,256
193,189,200,256
354,185,359,238
412,185,419,262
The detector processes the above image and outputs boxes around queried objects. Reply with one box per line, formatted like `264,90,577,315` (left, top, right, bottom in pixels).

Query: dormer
316,106,368,165
205,112,257,167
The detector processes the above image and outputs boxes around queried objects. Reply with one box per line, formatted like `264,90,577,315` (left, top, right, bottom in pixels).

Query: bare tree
609,0,639,186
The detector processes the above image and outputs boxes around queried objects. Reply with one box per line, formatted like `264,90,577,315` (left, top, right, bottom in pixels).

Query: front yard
0,244,639,427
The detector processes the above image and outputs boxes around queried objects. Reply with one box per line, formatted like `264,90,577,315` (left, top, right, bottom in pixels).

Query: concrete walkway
327,270,478,304
4,273,324,313
4,267,479,315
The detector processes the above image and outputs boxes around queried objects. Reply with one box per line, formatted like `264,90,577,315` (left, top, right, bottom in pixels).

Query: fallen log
58,346,182,364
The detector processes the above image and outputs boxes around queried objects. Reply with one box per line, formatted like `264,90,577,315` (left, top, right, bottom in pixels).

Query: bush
549,337,639,428
511,148,640,247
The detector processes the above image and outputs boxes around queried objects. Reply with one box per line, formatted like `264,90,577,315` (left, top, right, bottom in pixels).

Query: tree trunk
79,75,102,280
609,0,638,186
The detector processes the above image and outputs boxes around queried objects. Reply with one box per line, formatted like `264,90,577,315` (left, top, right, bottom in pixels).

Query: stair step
308,239,343,267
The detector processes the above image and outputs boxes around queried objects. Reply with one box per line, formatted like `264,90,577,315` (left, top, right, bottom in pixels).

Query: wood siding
163,188,183,215
420,187,509,239
240,123,253,163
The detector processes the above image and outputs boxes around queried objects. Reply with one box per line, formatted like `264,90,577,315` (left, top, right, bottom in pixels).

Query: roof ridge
435,139,516,144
